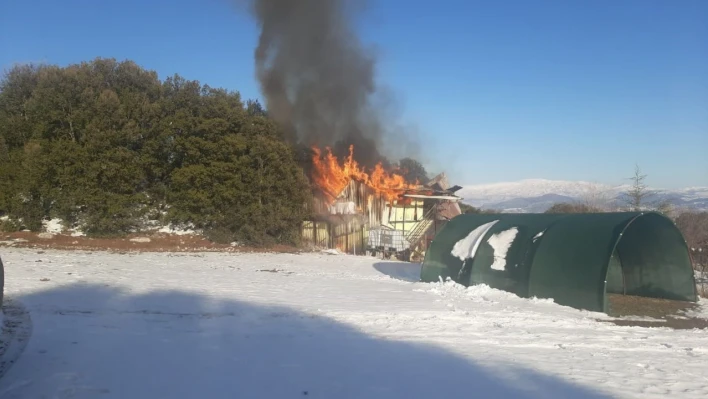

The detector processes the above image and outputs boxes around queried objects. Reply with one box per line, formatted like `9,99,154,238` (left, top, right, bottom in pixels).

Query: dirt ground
0,231,300,254
604,293,707,329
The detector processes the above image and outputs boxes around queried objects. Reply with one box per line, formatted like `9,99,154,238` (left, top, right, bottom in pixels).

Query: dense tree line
0,58,311,245
675,212,708,273
459,203,499,214
544,203,602,214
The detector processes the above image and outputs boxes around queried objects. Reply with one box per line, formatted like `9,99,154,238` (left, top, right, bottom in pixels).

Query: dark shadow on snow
0,283,611,398
373,261,422,282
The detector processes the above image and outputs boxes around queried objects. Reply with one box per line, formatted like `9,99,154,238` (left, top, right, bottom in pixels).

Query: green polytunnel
420,212,697,313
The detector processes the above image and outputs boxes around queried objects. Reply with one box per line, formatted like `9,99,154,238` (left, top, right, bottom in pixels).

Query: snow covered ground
0,248,707,398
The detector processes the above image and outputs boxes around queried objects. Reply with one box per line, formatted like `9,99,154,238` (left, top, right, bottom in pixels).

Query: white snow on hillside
458,179,626,204
677,187,708,201
1,248,707,398
458,179,708,212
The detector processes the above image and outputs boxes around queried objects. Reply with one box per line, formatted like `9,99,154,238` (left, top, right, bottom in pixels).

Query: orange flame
311,145,417,203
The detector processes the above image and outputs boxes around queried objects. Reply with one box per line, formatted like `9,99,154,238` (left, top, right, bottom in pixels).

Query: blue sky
1,0,706,189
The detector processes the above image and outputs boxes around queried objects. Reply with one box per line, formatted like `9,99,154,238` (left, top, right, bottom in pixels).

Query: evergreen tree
0,58,310,245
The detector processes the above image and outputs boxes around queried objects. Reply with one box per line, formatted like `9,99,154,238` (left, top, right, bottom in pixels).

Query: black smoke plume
244,0,409,169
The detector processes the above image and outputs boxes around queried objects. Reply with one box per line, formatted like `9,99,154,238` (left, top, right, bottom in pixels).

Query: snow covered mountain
459,179,708,213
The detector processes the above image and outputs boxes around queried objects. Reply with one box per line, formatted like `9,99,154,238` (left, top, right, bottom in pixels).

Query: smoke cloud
243,0,417,169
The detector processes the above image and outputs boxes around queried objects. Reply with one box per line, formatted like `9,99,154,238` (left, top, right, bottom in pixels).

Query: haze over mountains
459,179,708,213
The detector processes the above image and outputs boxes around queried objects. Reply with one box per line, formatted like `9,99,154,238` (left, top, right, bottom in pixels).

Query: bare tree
624,164,652,211
656,199,676,218
675,211,708,297
579,184,612,211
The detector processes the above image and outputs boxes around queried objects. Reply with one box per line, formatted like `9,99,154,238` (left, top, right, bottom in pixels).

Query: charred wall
303,179,388,254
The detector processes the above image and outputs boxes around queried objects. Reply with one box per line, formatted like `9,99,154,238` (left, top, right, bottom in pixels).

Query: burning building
302,146,462,261
246,0,450,260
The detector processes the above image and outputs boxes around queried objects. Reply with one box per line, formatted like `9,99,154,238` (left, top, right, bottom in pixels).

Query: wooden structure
302,173,462,261
302,178,386,254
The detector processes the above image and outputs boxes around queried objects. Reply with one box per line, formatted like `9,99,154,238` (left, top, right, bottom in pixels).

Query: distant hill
458,179,708,213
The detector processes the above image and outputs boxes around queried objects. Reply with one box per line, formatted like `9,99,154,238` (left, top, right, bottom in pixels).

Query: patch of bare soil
0,231,300,254
601,293,707,330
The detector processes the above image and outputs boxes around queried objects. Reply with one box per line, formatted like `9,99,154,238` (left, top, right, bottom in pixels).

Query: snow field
0,248,706,398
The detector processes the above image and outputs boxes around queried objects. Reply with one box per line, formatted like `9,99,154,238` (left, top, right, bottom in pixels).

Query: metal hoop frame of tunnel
420,212,698,312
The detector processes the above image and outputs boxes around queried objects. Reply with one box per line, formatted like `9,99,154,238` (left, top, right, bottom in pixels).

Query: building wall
308,180,387,228
301,221,330,248
302,179,457,256
382,199,427,233
302,180,382,254
302,219,369,254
